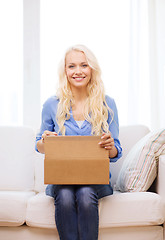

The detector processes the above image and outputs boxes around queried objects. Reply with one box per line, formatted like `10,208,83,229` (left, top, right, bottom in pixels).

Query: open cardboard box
44,136,109,185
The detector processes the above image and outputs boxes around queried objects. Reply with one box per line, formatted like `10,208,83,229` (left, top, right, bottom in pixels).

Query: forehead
65,50,87,64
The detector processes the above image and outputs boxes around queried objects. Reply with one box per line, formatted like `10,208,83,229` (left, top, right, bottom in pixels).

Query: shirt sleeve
106,96,122,162
35,98,55,152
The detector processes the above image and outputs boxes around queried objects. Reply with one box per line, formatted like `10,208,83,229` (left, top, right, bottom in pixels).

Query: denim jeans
53,185,99,240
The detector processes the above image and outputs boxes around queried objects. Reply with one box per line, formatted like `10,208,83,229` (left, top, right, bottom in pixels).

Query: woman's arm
104,96,122,161
35,97,59,154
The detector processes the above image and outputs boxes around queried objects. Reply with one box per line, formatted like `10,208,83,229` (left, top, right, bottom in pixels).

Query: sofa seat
25,190,164,240
26,193,55,229
99,191,164,227
26,191,164,229
0,191,35,226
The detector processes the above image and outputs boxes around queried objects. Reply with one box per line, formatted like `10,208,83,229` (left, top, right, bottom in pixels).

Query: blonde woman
36,45,122,240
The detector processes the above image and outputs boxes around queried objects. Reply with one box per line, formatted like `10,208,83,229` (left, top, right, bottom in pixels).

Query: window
2,0,163,130
0,0,23,126
40,0,130,125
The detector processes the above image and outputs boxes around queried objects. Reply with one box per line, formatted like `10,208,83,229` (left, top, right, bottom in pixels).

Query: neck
71,87,88,103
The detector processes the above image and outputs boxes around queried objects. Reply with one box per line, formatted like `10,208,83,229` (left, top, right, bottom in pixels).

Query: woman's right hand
41,130,58,143
37,130,58,154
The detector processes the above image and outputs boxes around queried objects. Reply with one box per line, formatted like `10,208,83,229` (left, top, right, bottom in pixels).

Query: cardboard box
44,136,109,185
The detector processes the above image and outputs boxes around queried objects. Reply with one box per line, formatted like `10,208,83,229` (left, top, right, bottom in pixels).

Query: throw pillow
115,129,165,192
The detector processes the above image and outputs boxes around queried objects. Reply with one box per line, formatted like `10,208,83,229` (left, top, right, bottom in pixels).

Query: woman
36,44,122,240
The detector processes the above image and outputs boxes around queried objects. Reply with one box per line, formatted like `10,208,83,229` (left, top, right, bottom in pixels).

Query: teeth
74,77,84,80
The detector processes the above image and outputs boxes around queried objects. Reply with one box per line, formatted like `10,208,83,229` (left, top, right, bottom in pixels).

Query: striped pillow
115,129,165,192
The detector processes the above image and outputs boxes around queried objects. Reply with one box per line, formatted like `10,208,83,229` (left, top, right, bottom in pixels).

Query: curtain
129,0,165,130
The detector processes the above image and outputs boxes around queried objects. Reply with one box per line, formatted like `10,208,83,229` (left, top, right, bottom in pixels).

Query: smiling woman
65,50,92,90
36,44,122,240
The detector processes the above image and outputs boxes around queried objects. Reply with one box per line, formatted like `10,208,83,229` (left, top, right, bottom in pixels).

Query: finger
52,132,58,136
103,139,114,147
104,142,114,148
100,143,114,150
99,141,114,151
99,142,113,150
41,131,49,142
42,133,46,139
102,138,114,145
101,132,111,140
105,145,113,150
44,130,52,135
42,131,57,139
45,131,58,136
43,131,57,136
99,133,110,145
99,137,114,146
41,135,45,143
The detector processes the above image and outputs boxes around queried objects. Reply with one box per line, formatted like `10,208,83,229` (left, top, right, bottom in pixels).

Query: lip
73,77,85,81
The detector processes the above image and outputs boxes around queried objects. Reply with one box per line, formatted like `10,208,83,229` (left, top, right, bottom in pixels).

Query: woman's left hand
99,133,117,158
99,132,114,150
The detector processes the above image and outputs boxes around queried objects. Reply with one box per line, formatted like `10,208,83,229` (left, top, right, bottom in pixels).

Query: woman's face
65,50,92,90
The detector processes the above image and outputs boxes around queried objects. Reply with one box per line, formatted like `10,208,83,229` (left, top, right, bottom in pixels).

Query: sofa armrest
156,155,165,199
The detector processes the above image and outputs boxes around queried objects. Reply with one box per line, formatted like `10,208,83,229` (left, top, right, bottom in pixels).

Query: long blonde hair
56,44,114,135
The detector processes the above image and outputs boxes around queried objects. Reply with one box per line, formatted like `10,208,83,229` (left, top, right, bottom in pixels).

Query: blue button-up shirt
36,95,122,162
36,95,122,199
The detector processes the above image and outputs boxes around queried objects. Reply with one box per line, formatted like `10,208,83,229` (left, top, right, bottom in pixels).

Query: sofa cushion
0,126,35,191
110,125,150,187
99,191,164,228
115,129,165,192
26,191,164,229
0,191,35,226
26,193,55,228
34,152,47,193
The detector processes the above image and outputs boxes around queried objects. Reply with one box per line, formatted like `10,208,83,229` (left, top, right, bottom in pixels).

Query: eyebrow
67,62,88,65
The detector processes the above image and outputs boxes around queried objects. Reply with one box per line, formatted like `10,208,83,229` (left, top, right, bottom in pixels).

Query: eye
68,65,75,69
82,64,88,68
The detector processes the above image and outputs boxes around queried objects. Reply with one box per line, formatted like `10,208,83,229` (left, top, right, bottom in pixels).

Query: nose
75,66,82,75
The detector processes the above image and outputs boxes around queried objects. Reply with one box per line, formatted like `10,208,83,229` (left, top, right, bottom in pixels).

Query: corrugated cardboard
44,136,109,185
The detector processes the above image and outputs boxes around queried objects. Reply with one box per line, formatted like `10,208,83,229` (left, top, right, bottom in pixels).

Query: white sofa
0,125,165,240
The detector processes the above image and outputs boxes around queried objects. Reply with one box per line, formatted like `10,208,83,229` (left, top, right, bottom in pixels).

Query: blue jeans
53,185,99,240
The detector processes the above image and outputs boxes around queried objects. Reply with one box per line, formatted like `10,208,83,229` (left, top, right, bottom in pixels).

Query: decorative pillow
115,129,165,192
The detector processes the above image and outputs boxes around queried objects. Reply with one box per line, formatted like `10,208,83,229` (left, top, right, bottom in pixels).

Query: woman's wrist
109,146,118,158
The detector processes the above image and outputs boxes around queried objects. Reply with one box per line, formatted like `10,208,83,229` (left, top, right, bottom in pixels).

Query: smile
73,77,85,81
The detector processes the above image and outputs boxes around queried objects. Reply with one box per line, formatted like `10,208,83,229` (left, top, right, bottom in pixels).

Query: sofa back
0,125,150,192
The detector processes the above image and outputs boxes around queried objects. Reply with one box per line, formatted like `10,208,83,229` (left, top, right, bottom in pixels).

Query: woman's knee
55,186,75,208
76,186,98,209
